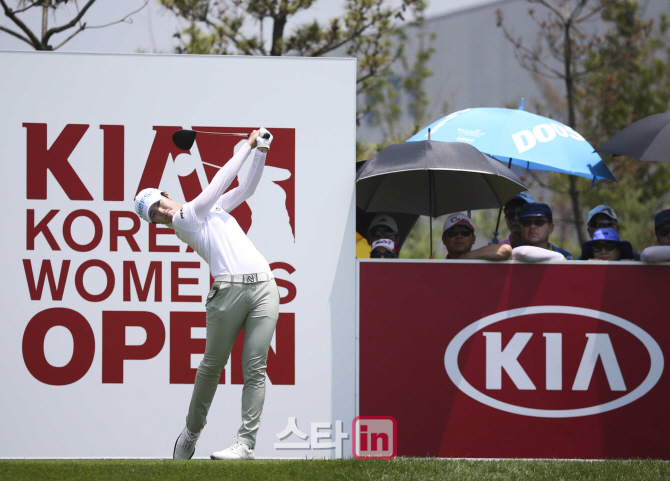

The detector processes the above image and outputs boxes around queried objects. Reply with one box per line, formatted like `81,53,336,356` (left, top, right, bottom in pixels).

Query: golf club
172,129,270,150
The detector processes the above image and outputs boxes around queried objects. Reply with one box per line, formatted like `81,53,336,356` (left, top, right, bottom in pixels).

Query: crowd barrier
358,259,669,459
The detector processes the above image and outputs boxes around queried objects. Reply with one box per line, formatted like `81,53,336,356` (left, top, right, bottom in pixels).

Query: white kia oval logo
444,306,664,418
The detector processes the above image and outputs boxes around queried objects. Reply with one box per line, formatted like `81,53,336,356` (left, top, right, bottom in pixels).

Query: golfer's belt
214,272,273,284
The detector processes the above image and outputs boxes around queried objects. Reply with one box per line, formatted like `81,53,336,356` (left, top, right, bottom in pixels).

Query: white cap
443,213,474,233
587,205,618,224
134,188,163,223
368,214,398,234
371,238,398,253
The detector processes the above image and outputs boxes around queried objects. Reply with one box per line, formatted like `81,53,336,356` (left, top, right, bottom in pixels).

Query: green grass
0,458,668,481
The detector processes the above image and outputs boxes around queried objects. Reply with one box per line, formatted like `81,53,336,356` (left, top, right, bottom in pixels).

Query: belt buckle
244,273,257,284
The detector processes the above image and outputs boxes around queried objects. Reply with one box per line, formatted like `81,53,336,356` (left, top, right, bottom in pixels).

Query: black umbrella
355,161,419,249
356,141,528,256
595,113,670,162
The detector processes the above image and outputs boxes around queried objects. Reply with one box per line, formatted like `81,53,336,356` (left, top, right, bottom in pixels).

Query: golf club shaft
201,160,225,169
192,130,249,138
199,159,263,169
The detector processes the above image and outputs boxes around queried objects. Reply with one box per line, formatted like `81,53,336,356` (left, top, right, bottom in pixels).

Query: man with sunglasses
579,228,636,261
366,214,400,249
500,192,534,247
586,205,619,238
442,213,512,260
516,203,572,260
641,209,670,263
583,205,640,260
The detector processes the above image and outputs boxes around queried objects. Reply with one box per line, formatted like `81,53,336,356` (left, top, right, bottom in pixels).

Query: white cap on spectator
442,213,474,233
371,238,398,253
368,214,398,234
587,205,618,224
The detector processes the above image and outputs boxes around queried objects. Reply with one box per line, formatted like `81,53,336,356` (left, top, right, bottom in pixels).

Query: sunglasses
369,230,396,239
657,226,670,237
591,242,619,252
520,218,549,227
445,226,473,238
589,220,617,229
370,250,397,258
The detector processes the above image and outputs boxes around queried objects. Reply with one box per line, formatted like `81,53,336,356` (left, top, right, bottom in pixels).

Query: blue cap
655,209,670,229
589,228,620,242
505,192,533,210
516,192,534,204
519,202,552,218
581,228,634,260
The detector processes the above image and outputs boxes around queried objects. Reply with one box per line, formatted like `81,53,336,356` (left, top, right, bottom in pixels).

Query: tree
576,0,670,251
159,0,429,127
496,0,611,245
497,0,670,253
356,10,437,160
0,0,149,51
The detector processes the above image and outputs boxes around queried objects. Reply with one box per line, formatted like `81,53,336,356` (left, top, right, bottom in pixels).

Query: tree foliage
356,14,436,160
497,0,611,245
497,0,670,253
159,0,430,128
0,0,148,50
576,0,670,251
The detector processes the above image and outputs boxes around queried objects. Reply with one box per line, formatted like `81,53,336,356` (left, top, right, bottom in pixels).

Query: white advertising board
0,51,356,458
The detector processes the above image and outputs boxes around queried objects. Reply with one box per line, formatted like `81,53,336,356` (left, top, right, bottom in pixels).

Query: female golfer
134,129,278,460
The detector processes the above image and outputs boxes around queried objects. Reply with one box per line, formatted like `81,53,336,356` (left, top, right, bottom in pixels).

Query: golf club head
172,129,197,150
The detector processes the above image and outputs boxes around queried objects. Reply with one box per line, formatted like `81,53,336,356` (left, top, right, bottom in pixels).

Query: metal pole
429,170,435,258
428,128,434,257
492,158,514,244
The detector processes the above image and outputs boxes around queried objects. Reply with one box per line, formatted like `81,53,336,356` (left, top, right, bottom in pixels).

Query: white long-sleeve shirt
641,246,670,263
512,245,566,262
170,143,272,277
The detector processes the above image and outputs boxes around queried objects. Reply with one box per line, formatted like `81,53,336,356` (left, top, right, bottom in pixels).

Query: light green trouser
186,278,279,449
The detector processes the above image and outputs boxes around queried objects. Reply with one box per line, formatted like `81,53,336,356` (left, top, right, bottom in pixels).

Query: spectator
356,232,371,258
586,205,640,260
654,209,670,246
442,213,511,260
500,192,534,247
370,239,399,259
641,209,670,263
580,228,636,261
586,205,618,238
366,214,400,247
516,203,573,259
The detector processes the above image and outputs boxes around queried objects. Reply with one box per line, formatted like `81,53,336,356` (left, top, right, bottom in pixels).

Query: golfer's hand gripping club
255,128,273,150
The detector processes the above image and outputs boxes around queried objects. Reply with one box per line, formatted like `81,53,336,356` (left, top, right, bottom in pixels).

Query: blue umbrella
406,100,616,183
406,100,616,243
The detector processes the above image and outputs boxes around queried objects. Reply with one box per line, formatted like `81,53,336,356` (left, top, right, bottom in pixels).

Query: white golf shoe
173,427,200,460
210,440,255,460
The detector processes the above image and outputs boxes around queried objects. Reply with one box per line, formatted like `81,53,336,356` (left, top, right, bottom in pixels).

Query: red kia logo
444,306,664,417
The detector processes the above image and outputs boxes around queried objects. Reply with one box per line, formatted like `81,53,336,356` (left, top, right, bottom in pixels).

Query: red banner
359,261,670,459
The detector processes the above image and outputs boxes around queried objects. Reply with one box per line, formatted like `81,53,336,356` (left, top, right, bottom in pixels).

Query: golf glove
256,128,273,150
